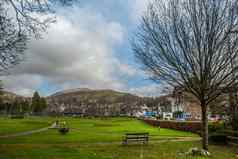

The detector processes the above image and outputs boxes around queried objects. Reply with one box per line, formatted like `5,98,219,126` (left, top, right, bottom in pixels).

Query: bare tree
132,0,238,150
0,0,74,73
227,35,238,130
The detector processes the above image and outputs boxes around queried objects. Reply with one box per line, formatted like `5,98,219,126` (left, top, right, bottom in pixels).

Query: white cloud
129,0,151,23
128,83,169,97
1,6,129,96
1,1,164,97
116,62,142,77
1,74,42,97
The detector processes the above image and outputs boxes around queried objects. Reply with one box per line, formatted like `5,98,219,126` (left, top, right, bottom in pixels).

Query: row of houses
47,92,205,120
134,95,202,120
49,93,197,120
136,94,224,121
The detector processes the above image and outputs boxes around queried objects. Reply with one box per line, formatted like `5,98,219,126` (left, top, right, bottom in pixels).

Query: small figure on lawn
55,120,59,128
58,120,70,135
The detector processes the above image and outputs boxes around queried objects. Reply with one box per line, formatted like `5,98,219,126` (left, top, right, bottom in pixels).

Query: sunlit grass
0,116,54,135
0,117,237,159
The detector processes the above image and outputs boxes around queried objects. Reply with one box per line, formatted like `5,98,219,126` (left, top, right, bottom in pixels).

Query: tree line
0,91,47,115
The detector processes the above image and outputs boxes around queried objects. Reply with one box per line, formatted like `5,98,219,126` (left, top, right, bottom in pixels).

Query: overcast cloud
1,0,162,97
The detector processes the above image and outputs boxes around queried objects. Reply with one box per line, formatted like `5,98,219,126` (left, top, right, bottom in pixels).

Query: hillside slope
47,88,144,116
0,90,28,103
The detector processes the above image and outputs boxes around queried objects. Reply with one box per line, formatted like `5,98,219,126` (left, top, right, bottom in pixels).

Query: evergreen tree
31,91,41,114
31,91,48,114
21,100,31,114
40,97,48,112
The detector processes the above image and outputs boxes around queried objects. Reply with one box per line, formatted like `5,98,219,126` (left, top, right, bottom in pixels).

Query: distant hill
0,88,203,119
2,90,19,97
0,90,28,103
48,88,136,102
47,88,145,116
50,88,92,97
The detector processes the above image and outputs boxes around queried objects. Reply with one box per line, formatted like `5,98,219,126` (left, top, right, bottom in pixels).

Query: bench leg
144,139,149,145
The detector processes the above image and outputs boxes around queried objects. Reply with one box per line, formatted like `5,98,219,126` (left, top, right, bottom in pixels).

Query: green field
0,117,237,159
0,116,54,136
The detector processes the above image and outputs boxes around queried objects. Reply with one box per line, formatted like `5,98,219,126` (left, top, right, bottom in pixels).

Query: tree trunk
201,104,209,150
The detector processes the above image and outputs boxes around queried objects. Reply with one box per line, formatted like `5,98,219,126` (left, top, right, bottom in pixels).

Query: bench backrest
125,133,149,136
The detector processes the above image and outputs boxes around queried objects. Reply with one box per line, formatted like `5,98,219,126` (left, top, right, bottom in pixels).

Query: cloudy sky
1,0,165,97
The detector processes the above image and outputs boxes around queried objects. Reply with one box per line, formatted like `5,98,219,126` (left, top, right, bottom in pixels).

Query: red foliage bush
143,119,201,133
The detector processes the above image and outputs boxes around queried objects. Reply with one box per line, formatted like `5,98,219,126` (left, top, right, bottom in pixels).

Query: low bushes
143,119,201,133
208,122,238,144
143,119,232,136
208,121,224,133
219,130,238,137
143,119,236,145
143,119,160,127
209,133,228,144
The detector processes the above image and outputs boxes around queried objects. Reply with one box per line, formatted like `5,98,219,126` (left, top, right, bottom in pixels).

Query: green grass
0,117,196,144
0,117,237,159
0,141,237,159
0,116,54,136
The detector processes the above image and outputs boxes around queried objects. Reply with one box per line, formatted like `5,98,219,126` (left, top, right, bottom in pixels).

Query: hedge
143,119,201,133
209,133,228,144
219,130,238,137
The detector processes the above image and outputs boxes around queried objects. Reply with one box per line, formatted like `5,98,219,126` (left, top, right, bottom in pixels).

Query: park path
0,122,56,139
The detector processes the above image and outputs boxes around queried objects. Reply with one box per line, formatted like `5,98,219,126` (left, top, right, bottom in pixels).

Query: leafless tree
0,0,74,73
132,0,238,150
227,35,238,130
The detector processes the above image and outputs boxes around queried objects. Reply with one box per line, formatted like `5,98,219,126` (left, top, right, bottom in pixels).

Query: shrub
209,133,228,144
209,121,224,133
143,119,201,133
219,130,238,137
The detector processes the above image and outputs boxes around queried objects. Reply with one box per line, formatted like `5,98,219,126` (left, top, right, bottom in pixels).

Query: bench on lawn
122,132,149,145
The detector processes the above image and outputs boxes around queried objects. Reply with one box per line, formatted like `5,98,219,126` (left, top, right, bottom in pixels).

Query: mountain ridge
48,88,135,98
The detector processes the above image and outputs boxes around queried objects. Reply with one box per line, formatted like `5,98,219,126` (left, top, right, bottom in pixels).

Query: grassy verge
0,117,237,159
0,116,54,136
0,117,197,144
0,141,237,159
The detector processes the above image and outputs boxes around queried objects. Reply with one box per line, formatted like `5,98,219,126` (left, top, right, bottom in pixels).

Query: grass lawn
0,116,54,136
0,141,237,159
0,117,197,144
0,117,237,159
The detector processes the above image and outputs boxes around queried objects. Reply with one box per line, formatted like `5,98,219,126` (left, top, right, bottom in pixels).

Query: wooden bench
122,132,149,145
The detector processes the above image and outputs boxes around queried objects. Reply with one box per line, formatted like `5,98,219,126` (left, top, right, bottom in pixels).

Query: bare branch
132,0,238,150
0,0,75,73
